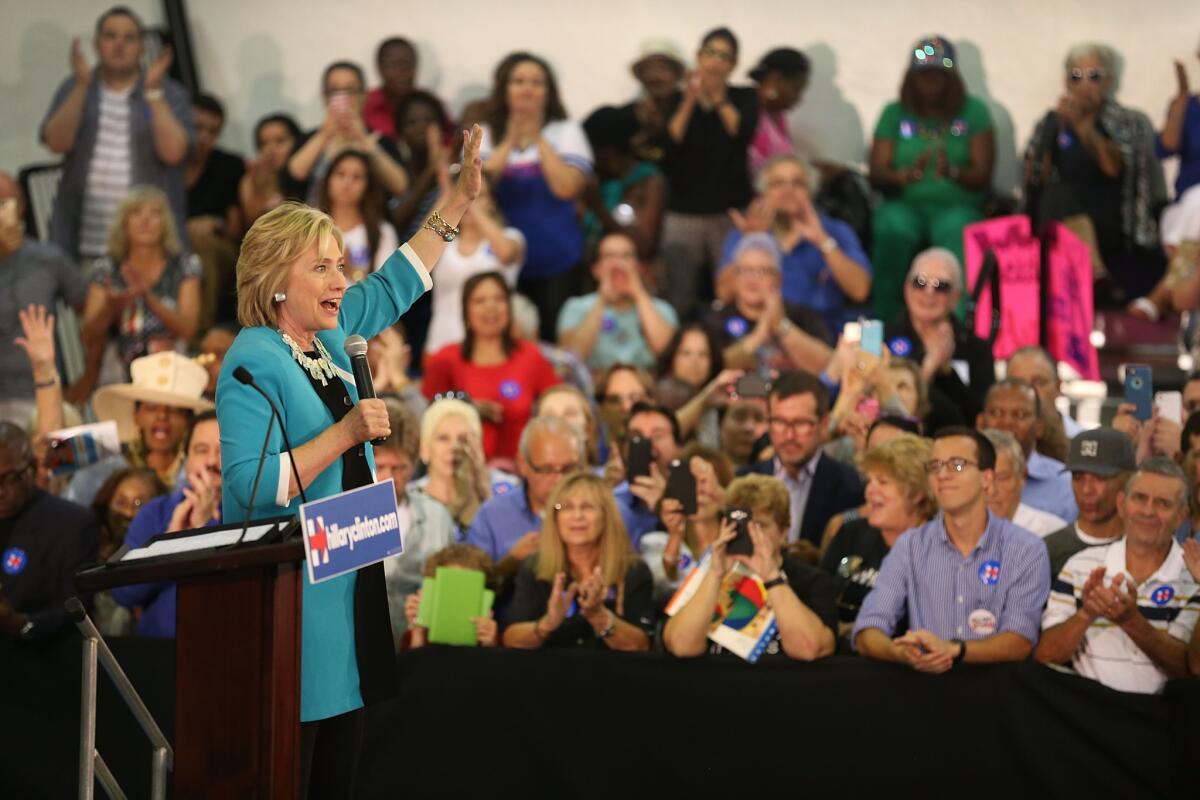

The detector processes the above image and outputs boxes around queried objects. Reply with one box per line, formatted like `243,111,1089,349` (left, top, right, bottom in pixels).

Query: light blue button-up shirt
851,511,1050,647
1022,451,1078,523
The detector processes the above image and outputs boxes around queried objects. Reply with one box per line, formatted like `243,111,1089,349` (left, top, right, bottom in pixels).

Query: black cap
749,48,811,82
1062,428,1137,477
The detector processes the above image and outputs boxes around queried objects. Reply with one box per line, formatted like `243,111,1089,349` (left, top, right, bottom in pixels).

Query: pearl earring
274,292,287,303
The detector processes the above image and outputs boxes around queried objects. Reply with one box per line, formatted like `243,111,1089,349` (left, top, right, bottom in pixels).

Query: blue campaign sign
299,479,404,584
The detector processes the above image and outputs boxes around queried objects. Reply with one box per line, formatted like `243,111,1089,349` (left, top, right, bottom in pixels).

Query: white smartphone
1154,391,1183,425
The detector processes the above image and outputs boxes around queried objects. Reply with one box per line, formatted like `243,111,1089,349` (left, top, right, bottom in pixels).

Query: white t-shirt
80,84,134,258
341,221,399,280
1012,503,1068,538
424,228,525,354
1042,538,1200,694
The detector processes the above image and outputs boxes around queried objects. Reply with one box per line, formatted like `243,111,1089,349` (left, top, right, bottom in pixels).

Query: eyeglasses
769,416,818,435
0,462,33,489
110,496,147,516
736,266,775,278
699,46,734,63
909,274,954,294
554,500,600,515
925,458,978,475
527,461,580,476
1069,67,1106,84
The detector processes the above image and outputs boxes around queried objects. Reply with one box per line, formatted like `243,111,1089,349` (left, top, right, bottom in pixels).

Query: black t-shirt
706,556,839,662
1050,119,1124,253
704,302,833,371
661,86,758,214
884,314,995,424
0,489,98,641
508,557,655,649
820,518,891,626
302,352,373,492
186,148,245,219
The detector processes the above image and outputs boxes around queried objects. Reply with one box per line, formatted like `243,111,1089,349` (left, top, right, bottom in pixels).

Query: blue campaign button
726,316,749,338
888,336,912,357
601,314,617,333
499,380,522,400
2,547,27,575
1150,585,1175,606
978,560,1001,586
899,119,916,139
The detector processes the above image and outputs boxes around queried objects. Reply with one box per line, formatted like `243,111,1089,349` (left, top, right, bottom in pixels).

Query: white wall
2,0,1197,194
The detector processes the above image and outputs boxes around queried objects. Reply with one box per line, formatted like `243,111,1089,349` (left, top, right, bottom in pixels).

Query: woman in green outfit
868,35,995,324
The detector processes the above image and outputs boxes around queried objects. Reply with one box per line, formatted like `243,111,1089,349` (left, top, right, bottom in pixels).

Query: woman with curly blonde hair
821,433,934,637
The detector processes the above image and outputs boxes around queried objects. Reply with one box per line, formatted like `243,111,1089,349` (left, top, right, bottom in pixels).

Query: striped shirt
1042,538,1200,694
80,84,133,257
851,512,1050,647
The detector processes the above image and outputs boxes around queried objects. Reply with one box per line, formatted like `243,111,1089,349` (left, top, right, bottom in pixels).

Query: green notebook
417,567,494,646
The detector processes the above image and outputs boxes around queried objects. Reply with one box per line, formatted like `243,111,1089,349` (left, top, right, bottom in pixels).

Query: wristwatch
762,571,788,591
597,610,616,639
819,237,839,254
776,317,795,337
19,619,34,639
951,638,967,664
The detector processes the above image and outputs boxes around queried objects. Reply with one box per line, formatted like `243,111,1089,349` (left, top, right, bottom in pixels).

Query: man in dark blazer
738,371,864,547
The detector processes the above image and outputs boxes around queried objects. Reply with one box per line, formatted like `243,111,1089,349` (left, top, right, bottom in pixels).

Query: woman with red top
422,271,559,464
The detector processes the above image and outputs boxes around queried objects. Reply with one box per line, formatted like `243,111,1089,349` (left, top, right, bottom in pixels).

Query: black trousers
518,264,585,343
300,707,365,799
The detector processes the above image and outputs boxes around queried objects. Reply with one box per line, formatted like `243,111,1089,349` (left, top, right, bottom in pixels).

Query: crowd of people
4,6,1200,705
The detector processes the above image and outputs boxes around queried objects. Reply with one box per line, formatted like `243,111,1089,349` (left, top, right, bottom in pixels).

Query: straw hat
93,352,214,442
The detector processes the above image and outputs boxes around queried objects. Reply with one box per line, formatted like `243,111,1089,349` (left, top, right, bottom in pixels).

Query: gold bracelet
423,210,460,242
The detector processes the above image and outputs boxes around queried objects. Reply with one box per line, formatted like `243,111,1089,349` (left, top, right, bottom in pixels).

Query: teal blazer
217,244,431,722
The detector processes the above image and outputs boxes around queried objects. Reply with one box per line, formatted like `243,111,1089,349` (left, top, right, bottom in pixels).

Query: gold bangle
423,210,460,242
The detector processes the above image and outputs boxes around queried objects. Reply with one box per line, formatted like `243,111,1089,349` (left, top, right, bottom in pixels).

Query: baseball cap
910,35,957,72
1061,428,1136,477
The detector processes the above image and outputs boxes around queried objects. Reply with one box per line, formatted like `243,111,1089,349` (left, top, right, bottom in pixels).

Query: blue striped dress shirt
851,511,1051,647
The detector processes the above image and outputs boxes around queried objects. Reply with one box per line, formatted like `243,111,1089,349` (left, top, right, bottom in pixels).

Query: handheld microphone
231,366,308,545
343,335,387,445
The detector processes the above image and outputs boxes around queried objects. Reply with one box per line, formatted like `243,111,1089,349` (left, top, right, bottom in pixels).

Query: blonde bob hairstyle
236,201,345,328
418,398,483,465
535,471,636,587
857,433,937,521
107,185,182,262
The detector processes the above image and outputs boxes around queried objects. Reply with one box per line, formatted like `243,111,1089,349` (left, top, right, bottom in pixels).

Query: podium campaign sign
299,479,404,584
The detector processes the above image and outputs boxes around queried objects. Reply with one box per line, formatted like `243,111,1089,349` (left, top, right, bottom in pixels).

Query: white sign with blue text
299,479,404,584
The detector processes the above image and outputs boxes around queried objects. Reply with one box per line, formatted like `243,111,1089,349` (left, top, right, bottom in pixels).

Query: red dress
422,340,560,461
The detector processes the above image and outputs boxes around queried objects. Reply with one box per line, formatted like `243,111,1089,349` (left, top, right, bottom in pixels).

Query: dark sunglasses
1069,68,1106,84
909,274,954,294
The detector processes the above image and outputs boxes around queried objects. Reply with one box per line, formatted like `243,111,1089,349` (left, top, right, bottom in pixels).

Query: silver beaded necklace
279,330,336,386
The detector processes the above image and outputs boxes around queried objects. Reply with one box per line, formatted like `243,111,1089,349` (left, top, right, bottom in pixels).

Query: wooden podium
77,529,305,798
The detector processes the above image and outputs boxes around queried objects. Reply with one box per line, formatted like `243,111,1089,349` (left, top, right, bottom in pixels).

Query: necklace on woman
279,330,336,386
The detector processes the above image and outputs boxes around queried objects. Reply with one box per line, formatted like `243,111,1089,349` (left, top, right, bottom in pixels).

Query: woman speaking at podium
216,127,483,797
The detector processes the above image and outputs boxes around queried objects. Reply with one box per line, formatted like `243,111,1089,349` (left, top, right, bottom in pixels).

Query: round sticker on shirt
491,481,512,496
726,316,749,338
950,118,968,137
899,119,916,139
1150,585,1175,606
1057,130,1073,149
887,336,912,358
677,552,693,573
968,608,998,636
978,560,1001,586
499,380,522,400
2,547,27,575
600,314,617,333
